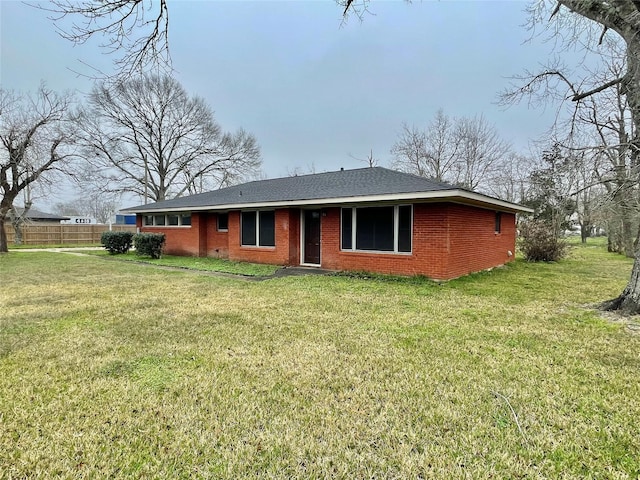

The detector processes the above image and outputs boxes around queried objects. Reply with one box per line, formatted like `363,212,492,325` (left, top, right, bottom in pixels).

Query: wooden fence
4,224,137,246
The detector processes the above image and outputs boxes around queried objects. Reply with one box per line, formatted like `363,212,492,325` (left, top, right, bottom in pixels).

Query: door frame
300,209,321,266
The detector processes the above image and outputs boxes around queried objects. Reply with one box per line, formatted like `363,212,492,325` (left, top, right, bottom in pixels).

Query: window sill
143,225,191,228
340,249,412,256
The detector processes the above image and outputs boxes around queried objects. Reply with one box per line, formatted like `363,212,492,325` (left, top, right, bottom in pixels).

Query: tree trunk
601,252,640,314
601,34,640,313
0,199,12,253
0,215,7,254
12,219,23,245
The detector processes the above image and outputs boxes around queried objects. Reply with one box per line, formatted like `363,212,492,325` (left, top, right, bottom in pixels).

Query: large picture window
341,205,412,253
241,210,275,247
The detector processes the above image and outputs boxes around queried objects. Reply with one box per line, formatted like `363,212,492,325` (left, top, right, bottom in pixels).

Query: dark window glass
218,213,228,231
341,208,352,250
259,211,275,247
144,215,153,226
356,206,394,251
241,211,256,245
495,212,502,233
154,215,166,226
180,214,191,226
167,214,179,226
398,205,412,252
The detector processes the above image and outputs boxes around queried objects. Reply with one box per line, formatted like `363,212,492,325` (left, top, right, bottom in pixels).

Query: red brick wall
227,209,300,266
137,203,516,279
140,212,206,256
320,203,515,280
446,205,516,279
204,213,230,258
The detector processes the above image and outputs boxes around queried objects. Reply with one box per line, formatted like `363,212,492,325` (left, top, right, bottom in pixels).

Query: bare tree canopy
76,74,261,203
54,193,122,224
499,1,640,313
42,0,170,77
391,111,511,193
0,86,77,252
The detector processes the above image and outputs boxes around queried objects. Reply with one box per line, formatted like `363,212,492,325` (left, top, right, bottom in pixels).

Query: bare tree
54,193,122,223
495,1,640,313
501,37,639,254
75,74,262,203
41,0,170,78
453,115,512,191
486,151,536,204
391,110,459,182
392,111,511,192
349,149,380,168
0,86,77,253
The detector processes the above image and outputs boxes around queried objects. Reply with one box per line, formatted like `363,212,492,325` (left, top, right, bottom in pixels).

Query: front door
303,210,321,265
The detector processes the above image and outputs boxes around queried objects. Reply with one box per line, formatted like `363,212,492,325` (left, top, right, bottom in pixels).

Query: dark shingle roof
125,167,461,212
12,207,70,221
124,167,532,213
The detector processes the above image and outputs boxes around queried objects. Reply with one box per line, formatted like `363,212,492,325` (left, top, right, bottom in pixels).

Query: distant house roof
123,167,532,214
12,207,70,222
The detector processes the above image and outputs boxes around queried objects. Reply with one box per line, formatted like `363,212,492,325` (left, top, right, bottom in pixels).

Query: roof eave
123,190,533,214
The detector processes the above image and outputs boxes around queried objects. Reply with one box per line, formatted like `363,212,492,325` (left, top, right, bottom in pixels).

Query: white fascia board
127,190,533,214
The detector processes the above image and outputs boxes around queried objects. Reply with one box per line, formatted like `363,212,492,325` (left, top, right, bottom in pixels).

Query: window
217,213,229,231
143,213,191,227
341,205,412,253
356,206,394,251
259,211,275,246
495,212,502,233
341,208,352,250
241,210,275,247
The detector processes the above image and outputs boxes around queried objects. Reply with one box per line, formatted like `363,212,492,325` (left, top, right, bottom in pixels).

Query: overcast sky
1,0,569,207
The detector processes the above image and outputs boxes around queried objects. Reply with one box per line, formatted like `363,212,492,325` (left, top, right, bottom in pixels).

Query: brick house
123,167,531,280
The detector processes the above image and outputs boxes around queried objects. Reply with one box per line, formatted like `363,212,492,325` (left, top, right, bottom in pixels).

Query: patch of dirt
596,308,640,335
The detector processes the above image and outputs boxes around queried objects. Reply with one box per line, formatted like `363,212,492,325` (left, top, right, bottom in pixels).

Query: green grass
8,243,101,249
0,244,638,478
86,250,280,276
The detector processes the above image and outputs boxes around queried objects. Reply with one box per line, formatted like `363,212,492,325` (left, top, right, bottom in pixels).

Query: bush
519,221,569,262
101,231,134,254
133,233,166,259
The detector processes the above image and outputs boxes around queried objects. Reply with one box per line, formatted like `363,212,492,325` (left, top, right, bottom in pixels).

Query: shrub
519,220,569,262
134,233,166,259
101,231,134,254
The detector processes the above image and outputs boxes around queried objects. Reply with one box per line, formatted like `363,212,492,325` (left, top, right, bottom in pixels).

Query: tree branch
572,77,623,102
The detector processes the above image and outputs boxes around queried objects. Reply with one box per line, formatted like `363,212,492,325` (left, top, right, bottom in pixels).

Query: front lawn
87,250,280,276
0,243,638,478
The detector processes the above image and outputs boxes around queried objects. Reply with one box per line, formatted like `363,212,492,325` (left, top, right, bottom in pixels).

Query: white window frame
240,210,276,248
217,212,229,232
143,212,192,227
341,204,412,254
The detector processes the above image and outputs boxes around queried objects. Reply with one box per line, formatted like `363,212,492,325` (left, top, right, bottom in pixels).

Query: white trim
217,212,229,232
143,212,192,227
300,208,322,266
341,204,413,255
125,189,533,214
240,210,275,248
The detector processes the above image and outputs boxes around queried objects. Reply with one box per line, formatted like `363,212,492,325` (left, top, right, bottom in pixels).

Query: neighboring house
11,207,70,225
123,167,532,280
